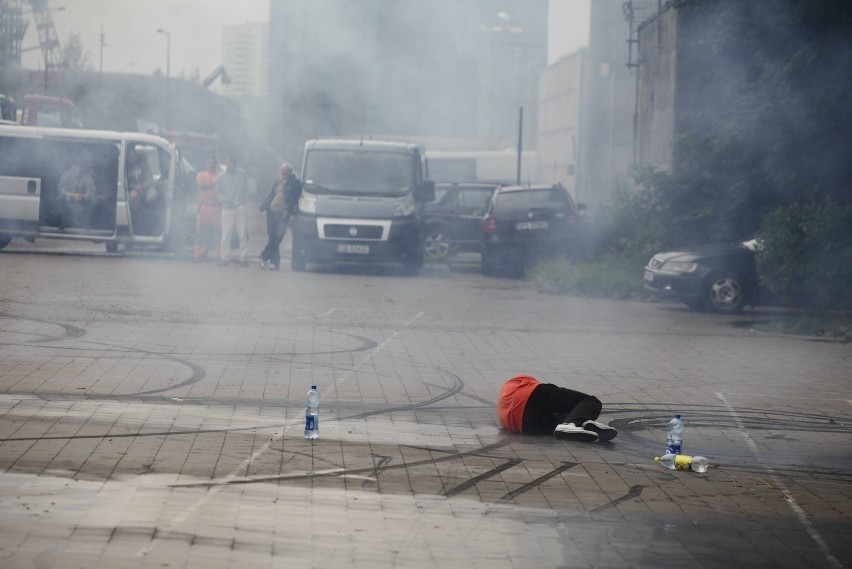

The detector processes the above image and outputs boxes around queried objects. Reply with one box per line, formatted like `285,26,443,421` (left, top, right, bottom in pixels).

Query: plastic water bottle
304,384,320,440
654,453,708,473
666,413,683,455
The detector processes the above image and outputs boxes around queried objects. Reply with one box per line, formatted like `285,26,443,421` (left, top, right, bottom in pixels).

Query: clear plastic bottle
666,413,683,455
304,384,320,440
654,453,708,472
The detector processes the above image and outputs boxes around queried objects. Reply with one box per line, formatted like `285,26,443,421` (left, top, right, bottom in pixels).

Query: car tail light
483,215,496,234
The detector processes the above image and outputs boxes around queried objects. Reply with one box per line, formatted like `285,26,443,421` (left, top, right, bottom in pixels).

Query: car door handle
27,180,37,194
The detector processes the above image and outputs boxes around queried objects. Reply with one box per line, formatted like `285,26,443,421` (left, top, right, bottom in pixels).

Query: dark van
290,139,435,274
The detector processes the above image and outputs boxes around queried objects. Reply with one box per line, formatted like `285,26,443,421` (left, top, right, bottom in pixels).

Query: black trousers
521,383,602,435
260,211,289,268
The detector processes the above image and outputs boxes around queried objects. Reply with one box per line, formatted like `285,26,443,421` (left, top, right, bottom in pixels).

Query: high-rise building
221,22,268,98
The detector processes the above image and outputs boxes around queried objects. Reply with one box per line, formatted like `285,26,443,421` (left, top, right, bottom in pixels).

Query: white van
0,124,193,253
290,139,435,274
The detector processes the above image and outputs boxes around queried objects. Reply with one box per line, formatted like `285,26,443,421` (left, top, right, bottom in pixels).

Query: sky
22,0,589,77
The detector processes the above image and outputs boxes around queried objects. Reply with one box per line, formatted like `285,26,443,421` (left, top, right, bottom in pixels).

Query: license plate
516,220,548,230
644,270,654,282
337,244,370,254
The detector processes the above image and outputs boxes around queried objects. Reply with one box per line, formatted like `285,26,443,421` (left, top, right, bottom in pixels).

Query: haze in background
548,0,589,63
20,0,269,77
20,0,588,76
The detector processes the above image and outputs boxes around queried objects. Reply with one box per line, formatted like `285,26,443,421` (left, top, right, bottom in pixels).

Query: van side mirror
419,180,435,202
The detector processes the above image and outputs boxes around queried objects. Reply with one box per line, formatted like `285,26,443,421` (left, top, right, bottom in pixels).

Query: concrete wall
635,8,678,172
537,50,586,200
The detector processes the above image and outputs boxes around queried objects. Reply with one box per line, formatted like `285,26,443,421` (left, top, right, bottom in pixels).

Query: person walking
216,157,250,267
497,374,618,441
259,163,302,270
193,157,221,262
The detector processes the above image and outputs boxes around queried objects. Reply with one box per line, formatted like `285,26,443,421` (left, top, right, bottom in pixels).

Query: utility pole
98,22,105,85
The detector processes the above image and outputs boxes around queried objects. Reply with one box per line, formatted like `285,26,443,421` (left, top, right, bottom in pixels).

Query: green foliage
592,165,754,263
756,200,852,313
528,255,646,300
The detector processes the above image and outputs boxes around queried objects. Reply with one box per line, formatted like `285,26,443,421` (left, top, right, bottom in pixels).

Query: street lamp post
156,28,171,132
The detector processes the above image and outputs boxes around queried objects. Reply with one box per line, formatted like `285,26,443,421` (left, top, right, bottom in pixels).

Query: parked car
421,182,498,262
480,183,585,276
643,239,769,313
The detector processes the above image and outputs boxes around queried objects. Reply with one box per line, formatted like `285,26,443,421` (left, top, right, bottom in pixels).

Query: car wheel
422,227,455,262
105,241,119,253
706,271,748,314
0,234,12,250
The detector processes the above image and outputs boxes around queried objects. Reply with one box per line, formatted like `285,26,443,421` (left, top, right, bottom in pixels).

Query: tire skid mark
341,367,465,420
588,484,647,513
173,441,509,487
496,462,578,503
0,316,86,343
443,458,522,497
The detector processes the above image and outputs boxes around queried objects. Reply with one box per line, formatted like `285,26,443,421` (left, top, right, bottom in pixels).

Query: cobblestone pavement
0,240,850,568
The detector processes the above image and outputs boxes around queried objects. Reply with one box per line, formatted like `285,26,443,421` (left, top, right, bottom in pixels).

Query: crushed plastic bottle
304,384,320,440
666,413,683,455
654,453,708,473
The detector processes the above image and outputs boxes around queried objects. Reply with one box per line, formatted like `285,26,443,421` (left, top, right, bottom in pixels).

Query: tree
62,32,93,72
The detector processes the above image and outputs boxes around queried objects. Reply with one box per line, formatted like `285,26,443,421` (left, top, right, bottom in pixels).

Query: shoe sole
583,423,618,441
553,430,597,442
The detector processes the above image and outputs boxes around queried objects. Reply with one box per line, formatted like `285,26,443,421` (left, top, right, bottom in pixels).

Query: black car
421,182,498,262
480,183,585,276
643,240,766,313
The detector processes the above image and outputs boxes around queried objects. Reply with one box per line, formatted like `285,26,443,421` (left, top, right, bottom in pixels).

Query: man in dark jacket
259,163,302,270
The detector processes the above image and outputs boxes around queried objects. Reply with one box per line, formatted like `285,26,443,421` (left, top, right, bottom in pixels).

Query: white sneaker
259,260,269,270
582,420,618,441
553,422,597,441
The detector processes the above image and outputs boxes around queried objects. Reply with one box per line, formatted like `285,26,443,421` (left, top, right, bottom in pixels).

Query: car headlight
298,192,316,214
393,195,415,217
663,261,698,273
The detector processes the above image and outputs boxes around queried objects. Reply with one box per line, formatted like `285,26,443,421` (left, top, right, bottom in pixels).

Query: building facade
538,0,660,211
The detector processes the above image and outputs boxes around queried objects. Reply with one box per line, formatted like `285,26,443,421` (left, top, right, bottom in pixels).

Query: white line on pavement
136,309,426,558
716,392,844,569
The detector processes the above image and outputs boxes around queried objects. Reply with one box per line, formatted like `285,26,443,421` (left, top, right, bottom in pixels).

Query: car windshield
303,149,413,196
494,189,573,215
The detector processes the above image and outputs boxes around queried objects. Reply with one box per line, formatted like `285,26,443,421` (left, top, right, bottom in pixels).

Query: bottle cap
654,457,661,462
675,413,681,419
311,384,317,389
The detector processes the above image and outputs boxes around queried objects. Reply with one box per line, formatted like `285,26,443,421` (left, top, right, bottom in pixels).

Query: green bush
756,200,852,313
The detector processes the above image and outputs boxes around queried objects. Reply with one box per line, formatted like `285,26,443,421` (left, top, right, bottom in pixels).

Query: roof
0,123,173,148
497,183,566,193
305,138,420,153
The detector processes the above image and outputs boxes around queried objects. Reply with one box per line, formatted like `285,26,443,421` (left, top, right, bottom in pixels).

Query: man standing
259,163,302,270
216,157,250,267
193,157,221,261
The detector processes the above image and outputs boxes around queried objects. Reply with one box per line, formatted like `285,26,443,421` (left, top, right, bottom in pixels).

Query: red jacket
497,375,541,433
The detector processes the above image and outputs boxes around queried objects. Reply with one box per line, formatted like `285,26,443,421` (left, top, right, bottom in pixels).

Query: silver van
290,139,435,274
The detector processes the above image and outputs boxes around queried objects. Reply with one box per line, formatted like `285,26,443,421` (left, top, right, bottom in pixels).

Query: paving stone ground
0,239,850,568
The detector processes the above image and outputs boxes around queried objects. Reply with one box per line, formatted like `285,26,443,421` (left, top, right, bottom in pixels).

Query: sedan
421,182,498,262
644,240,764,313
